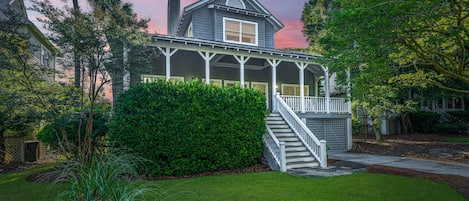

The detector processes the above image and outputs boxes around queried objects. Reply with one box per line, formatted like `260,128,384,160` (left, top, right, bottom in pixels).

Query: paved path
288,152,469,178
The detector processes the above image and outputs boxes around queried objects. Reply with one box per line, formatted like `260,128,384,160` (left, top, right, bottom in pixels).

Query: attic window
223,17,258,46
226,0,246,9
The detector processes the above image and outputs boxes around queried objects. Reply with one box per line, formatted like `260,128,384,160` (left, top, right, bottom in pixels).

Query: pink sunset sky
26,0,309,49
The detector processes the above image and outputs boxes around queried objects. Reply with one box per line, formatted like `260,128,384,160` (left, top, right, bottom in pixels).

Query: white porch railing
275,94,327,168
281,95,350,113
263,126,286,172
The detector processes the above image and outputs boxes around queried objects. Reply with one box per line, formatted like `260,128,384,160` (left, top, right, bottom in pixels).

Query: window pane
283,86,295,96
226,31,240,41
242,23,255,34
242,33,255,44
226,20,239,31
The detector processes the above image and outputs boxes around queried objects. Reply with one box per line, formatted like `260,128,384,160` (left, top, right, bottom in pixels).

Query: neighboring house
127,0,352,171
0,0,59,162
0,0,59,81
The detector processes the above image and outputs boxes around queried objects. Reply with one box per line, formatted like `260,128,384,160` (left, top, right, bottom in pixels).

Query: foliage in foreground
37,104,111,156
0,169,466,201
109,81,268,176
52,151,153,201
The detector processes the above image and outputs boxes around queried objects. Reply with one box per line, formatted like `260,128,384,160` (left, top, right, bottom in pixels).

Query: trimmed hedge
108,81,267,176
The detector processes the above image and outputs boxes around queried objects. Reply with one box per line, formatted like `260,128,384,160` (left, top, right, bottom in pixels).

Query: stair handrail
263,126,286,172
274,94,327,168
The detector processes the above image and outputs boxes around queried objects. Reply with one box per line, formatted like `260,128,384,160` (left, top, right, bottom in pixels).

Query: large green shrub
37,105,110,154
434,122,467,134
109,81,267,176
409,111,440,133
448,111,469,123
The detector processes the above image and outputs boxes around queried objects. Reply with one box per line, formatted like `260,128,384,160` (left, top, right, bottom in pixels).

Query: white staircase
266,113,319,170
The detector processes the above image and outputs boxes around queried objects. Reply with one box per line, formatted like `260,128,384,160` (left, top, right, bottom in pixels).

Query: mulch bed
149,164,271,180
368,165,469,199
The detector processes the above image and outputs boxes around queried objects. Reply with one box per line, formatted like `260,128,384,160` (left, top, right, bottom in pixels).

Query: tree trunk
72,0,81,88
371,117,382,142
108,41,125,105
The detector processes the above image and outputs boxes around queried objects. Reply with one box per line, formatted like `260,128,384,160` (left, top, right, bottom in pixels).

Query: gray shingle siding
265,23,274,48
192,8,215,40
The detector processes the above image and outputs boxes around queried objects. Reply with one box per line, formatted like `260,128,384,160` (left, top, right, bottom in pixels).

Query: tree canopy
319,0,469,93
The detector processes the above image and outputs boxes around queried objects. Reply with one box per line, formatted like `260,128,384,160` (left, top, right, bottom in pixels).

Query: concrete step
278,137,299,142
274,133,295,138
284,141,304,147
266,120,286,125
269,113,281,117
285,146,308,152
286,156,316,163
268,124,290,129
266,116,283,121
286,151,311,157
271,128,293,133
287,161,319,169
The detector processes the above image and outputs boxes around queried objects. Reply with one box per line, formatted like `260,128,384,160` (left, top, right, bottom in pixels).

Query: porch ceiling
150,35,326,74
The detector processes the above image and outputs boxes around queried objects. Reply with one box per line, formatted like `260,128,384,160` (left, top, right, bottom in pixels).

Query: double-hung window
223,17,257,46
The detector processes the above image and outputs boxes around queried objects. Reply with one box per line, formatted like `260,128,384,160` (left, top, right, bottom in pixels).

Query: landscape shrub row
109,81,268,176
410,111,468,134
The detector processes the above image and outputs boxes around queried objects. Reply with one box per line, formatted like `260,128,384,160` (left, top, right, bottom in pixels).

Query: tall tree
301,0,333,53
89,0,153,104
321,0,469,93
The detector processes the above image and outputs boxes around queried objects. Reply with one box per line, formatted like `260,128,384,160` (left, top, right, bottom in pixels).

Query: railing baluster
275,94,327,168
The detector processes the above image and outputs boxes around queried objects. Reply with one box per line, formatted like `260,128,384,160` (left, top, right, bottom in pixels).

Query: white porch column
234,55,250,88
296,62,308,113
157,47,178,81
198,51,217,84
267,59,281,112
323,66,331,113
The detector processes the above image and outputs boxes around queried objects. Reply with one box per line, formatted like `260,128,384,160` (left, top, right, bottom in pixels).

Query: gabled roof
177,0,284,36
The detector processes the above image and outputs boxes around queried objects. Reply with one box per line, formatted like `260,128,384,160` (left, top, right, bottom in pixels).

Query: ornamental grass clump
52,150,156,201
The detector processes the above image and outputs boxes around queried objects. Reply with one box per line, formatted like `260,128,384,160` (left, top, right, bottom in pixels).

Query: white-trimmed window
223,17,258,46
141,74,184,84
251,82,269,106
226,0,246,9
202,79,223,87
281,84,309,96
224,80,250,88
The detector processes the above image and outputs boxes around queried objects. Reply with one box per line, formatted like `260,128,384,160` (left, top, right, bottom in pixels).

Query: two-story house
128,0,352,171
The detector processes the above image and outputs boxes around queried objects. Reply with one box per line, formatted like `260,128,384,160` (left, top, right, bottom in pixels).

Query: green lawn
0,165,465,201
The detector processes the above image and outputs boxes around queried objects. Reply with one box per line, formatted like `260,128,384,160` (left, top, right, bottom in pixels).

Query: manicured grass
0,166,465,201
443,137,469,143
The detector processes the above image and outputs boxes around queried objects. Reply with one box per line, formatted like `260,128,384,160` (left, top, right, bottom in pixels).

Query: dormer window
226,0,246,9
223,17,258,46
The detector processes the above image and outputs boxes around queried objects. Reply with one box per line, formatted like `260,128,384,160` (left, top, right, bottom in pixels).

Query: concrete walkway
288,152,469,178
